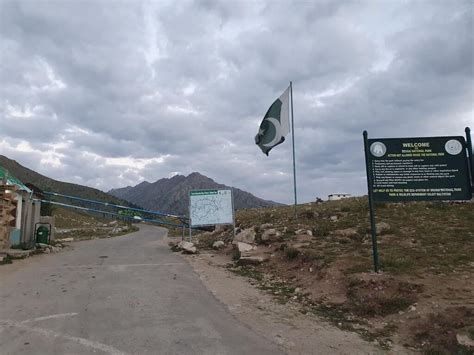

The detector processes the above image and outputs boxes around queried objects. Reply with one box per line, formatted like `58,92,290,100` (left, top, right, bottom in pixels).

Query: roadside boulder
236,242,255,253
233,227,256,244
178,241,197,254
295,229,312,236
457,333,474,349
212,241,225,249
261,228,282,242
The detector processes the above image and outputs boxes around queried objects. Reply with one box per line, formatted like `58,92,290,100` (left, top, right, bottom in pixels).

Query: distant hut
328,193,351,201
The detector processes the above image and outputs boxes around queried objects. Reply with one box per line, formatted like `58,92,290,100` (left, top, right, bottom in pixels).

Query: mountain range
109,172,282,215
0,155,281,216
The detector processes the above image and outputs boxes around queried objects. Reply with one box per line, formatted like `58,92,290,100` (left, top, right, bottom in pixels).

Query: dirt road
0,225,282,355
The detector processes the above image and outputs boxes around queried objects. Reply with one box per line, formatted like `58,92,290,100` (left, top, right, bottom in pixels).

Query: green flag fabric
255,86,290,155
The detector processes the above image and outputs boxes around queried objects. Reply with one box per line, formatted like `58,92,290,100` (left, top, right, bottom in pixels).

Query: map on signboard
189,189,233,227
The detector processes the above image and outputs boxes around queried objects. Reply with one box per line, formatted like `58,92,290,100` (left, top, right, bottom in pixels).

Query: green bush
232,248,241,261
285,247,299,260
313,222,332,237
300,209,315,219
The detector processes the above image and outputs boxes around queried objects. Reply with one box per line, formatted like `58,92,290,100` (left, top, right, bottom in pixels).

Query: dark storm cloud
1,0,472,204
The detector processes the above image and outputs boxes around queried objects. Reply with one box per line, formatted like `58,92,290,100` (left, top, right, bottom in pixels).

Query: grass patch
300,209,315,219
232,248,241,261
285,247,299,260
0,255,12,265
312,222,332,237
350,296,412,317
468,327,474,341
228,265,263,281
381,254,415,273
312,303,348,323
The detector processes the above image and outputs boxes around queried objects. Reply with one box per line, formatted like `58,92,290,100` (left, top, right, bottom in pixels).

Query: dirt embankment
172,198,474,354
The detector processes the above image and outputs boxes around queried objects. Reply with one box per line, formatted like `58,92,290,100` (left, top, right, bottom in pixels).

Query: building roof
0,165,32,193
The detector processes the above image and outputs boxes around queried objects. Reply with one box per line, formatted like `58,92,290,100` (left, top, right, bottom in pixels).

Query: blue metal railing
37,199,187,228
44,191,188,220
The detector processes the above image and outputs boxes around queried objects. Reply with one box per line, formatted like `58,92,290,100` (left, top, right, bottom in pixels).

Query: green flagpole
290,81,297,220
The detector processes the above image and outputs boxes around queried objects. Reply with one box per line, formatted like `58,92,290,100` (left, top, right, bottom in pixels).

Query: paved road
0,225,283,355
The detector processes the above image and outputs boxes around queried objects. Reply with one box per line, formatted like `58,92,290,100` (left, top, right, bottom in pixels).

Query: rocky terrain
171,197,474,353
109,172,282,215
53,207,138,241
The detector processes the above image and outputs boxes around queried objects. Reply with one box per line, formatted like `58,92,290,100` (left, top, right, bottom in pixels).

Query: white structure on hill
328,193,351,201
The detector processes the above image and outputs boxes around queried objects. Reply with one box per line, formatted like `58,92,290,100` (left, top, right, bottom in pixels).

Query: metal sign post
363,131,380,273
465,127,473,188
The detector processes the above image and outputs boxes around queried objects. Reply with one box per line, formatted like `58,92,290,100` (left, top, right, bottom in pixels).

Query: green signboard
366,136,472,201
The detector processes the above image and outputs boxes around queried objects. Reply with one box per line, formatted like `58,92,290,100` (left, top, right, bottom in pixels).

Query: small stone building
0,167,41,249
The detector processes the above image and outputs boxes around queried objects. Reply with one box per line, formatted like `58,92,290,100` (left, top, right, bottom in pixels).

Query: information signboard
366,136,472,201
189,189,234,227
363,129,473,273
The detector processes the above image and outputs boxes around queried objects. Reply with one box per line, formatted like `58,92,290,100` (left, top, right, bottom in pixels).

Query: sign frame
367,136,472,202
363,128,473,273
188,188,235,242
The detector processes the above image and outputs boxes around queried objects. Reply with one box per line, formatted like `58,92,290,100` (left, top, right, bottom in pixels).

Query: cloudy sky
1,0,472,204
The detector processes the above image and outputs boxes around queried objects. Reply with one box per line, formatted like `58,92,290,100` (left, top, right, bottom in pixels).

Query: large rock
261,228,282,242
212,241,225,249
295,229,313,236
233,228,256,244
332,228,359,238
236,242,255,253
457,333,474,349
259,223,273,231
178,241,197,254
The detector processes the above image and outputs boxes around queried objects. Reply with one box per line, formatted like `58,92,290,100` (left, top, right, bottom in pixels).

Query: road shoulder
178,247,383,355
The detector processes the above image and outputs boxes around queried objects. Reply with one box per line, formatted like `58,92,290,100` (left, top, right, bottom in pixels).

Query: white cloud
0,0,472,204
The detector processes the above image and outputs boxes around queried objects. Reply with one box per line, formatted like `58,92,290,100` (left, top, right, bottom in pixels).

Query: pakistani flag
255,86,290,155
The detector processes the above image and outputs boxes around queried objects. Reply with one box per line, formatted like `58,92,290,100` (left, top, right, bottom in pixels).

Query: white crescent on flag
262,117,283,147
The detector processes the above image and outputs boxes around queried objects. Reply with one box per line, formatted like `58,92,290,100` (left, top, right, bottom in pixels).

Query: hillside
0,155,124,205
189,198,474,353
109,172,282,215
